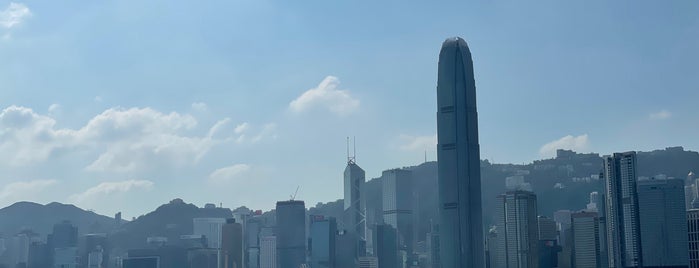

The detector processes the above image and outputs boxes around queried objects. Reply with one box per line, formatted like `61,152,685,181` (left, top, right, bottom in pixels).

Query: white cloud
289,76,360,116
69,180,154,203
191,102,208,112
649,110,671,120
539,134,590,158
0,3,31,29
234,122,249,134
234,122,277,144
0,179,57,201
48,103,61,115
398,134,437,151
209,164,251,184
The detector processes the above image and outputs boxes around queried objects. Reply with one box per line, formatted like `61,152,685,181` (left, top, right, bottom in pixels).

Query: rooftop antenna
347,137,356,165
353,136,356,163
425,150,427,163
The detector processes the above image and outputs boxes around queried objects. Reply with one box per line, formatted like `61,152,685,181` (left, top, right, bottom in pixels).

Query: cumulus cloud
234,122,277,144
398,134,437,151
539,134,590,158
0,179,57,201
48,103,61,115
649,110,671,120
0,105,275,173
209,164,251,184
289,76,360,116
69,180,154,203
0,2,31,29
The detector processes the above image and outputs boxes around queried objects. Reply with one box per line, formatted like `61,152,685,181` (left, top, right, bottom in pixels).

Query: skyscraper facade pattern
604,152,642,268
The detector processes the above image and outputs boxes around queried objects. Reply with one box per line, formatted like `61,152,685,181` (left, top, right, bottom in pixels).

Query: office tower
193,218,226,249
597,192,609,268
309,215,337,268
187,248,219,268
375,224,399,268
603,152,642,268
246,217,262,268
335,230,359,268
571,212,601,268
51,221,79,268
127,246,187,268
222,218,244,268
688,209,699,268
276,200,306,268
494,191,539,268
381,169,416,254
429,224,440,268
637,177,689,267
13,233,31,266
28,240,51,268
344,148,367,256
554,210,573,247
260,236,277,268
538,216,560,268
82,233,108,268
436,36,485,268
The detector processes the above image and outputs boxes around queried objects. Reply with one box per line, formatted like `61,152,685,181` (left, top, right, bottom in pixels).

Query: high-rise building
538,216,560,268
571,212,600,268
193,218,226,249
335,230,359,268
344,151,366,257
493,191,539,268
276,200,306,268
260,236,277,268
687,209,699,268
222,218,244,268
51,221,79,268
381,168,416,254
375,224,399,268
637,177,689,267
82,233,108,268
603,152,642,268
436,36,485,268
309,215,337,268
246,217,262,268
586,192,599,212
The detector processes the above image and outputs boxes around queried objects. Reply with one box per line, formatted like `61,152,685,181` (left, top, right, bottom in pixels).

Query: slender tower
344,138,366,256
436,37,485,268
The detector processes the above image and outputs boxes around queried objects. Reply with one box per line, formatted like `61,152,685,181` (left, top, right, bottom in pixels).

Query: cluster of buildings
485,152,697,268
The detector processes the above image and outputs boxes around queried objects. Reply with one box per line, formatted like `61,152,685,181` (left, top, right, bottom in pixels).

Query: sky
0,0,698,218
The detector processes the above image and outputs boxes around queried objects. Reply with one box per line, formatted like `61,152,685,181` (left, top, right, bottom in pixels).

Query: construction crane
290,186,300,201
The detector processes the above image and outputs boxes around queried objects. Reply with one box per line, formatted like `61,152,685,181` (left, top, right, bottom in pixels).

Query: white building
260,236,277,268
571,212,600,268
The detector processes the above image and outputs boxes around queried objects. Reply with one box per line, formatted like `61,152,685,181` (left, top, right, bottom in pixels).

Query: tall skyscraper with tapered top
436,37,485,268
344,142,367,256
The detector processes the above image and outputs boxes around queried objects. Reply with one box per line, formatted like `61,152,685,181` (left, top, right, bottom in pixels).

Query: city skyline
1,1,698,218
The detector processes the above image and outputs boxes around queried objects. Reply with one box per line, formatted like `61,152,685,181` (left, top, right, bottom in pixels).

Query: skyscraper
436,36,485,268
275,200,306,268
571,211,601,268
309,215,337,268
344,151,366,256
260,236,277,268
603,152,642,268
375,224,399,268
637,177,689,267
493,191,539,268
538,216,560,268
687,209,699,268
381,168,416,254
221,218,244,268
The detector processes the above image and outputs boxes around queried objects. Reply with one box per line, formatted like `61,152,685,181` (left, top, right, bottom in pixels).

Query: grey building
275,200,306,268
381,169,416,254
494,191,539,268
375,224,399,268
603,152,642,268
221,218,244,268
571,212,600,268
637,177,689,267
436,36,485,268
538,216,560,268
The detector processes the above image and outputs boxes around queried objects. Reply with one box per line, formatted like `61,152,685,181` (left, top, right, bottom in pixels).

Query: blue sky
0,1,697,218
